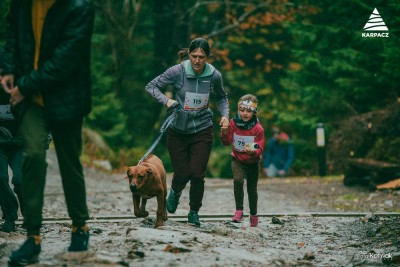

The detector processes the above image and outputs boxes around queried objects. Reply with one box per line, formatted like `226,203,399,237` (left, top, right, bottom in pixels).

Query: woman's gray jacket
145,60,229,134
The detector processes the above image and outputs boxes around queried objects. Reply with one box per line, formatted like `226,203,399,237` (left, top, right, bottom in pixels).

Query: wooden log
343,158,400,189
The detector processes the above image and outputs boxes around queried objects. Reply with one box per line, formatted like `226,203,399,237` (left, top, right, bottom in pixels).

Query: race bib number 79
233,133,255,152
184,92,209,110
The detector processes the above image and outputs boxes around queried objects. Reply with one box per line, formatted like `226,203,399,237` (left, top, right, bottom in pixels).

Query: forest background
0,0,399,178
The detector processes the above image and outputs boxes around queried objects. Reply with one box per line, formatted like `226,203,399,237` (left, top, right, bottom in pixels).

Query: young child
0,49,23,233
220,94,265,227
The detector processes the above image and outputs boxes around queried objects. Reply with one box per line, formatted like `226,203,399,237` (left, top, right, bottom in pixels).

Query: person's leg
231,158,245,222
266,163,278,178
51,118,90,251
0,147,18,231
187,127,213,212
245,163,259,227
231,158,245,211
19,104,49,235
166,129,191,213
245,163,259,216
51,118,89,225
167,129,191,192
9,103,47,265
185,127,213,227
9,146,24,216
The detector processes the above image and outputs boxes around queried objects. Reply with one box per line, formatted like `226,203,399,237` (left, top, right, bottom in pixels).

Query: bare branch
181,0,253,20
205,2,270,38
127,0,142,40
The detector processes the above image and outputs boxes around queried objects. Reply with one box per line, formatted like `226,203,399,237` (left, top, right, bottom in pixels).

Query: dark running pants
20,103,89,235
231,157,259,215
0,145,23,221
167,127,213,212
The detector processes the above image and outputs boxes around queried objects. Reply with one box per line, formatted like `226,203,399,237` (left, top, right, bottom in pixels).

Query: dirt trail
0,149,399,266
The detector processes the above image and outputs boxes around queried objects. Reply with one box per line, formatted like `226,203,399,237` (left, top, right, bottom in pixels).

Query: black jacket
2,0,95,122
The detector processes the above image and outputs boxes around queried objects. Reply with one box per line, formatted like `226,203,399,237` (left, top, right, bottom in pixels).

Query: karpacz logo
362,8,389,38
362,32,389,37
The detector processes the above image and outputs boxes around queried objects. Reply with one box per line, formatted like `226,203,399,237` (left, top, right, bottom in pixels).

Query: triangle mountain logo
363,8,388,31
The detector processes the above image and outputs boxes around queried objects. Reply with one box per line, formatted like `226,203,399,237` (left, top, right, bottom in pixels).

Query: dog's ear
126,167,132,179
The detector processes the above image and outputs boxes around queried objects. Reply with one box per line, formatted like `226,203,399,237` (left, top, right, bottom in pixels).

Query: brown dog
127,154,167,228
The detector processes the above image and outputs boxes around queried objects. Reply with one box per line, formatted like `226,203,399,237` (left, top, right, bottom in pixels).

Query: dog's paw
155,220,164,228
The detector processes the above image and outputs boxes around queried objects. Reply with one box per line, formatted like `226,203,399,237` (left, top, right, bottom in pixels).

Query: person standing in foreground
220,94,265,227
145,38,229,227
1,0,94,265
0,48,23,233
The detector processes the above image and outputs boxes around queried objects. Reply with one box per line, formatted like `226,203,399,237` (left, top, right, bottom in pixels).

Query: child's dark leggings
231,157,259,215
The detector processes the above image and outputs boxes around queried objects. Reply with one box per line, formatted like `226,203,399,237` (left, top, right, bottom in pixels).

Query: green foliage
0,0,10,45
277,1,400,174
367,137,400,163
1,0,399,176
207,146,233,178
85,31,132,149
109,147,147,169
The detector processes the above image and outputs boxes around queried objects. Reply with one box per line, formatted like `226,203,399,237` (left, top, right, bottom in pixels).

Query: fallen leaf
297,242,306,247
164,244,192,254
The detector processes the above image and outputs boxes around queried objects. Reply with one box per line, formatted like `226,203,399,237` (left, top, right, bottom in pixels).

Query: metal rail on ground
14,212,400,225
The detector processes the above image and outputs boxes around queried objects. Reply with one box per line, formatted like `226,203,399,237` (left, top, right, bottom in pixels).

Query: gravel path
0,149,399,266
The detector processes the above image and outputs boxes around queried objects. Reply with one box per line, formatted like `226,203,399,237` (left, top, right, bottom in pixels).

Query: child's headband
238,100,258,113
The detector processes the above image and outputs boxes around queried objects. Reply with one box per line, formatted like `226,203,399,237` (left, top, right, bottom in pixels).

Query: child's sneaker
250,215,259,227
231,210,243,223
68,224,90,252
9,235,41,266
